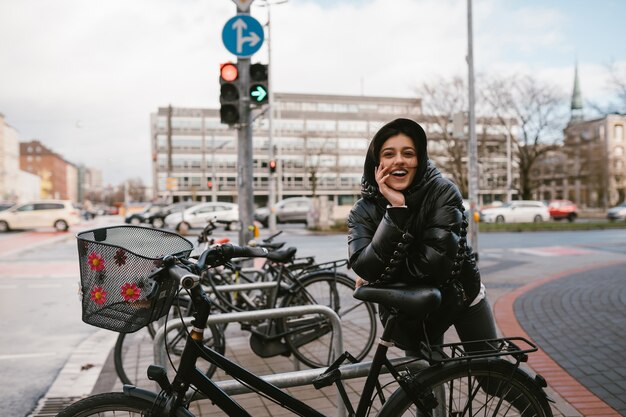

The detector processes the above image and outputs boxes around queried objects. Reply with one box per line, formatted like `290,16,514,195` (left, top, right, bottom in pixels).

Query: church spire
570,62,583,123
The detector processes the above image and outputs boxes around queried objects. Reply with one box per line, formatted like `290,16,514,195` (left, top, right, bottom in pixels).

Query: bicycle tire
376,358,553,417
56,392,161,417
114,296,225,386
278,271,377,368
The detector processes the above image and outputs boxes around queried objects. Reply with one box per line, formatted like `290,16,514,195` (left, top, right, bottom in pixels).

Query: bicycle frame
164,278,395,417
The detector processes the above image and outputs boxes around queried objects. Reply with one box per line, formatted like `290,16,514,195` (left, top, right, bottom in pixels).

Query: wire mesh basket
77,225,194,333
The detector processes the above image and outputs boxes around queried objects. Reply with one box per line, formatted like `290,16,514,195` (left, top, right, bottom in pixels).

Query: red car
547,200,578,222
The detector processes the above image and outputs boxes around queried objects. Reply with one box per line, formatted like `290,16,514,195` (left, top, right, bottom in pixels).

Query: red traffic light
220,62,238,82
269,159,277,173
207,180,213,189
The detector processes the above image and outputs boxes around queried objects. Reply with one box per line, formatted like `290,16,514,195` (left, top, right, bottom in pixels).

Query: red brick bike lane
494,261,626,417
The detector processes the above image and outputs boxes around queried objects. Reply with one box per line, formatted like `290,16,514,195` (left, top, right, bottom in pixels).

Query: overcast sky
1,0,625,186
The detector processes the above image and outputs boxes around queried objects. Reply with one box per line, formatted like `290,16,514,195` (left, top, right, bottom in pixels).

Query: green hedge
328,219,626,233
475,220,626,232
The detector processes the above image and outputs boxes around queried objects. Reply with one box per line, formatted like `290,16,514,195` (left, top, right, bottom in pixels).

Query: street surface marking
0,284,64,290
29,284,63,289
510,246,598,257
0,352,56,360
0,261,78,277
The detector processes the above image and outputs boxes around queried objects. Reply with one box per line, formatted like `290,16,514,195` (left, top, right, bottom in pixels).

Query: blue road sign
222,15,264,57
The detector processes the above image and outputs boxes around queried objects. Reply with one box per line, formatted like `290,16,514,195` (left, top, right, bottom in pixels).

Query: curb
28,329,117,417
494,261,626,417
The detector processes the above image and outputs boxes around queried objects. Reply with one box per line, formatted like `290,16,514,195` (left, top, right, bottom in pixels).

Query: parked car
124,203,168,225
254,197,312,227
0,201,15,212
547,199,578,222
148,201,197,228
480,200,550,224
607,202,626,221
0,200,81,232
165,202,239,232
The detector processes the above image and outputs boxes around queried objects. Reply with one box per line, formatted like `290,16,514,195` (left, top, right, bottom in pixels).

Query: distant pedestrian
347,118,497,353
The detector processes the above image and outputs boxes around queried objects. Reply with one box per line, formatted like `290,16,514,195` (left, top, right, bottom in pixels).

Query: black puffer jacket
348,162,480,300
347,118,481,303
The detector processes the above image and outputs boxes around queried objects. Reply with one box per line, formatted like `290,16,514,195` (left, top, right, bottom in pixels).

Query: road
1,219,625,417
0,222,105,417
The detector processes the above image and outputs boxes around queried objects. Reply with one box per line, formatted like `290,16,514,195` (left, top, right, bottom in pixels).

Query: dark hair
369,118,428,165
360,119,431,195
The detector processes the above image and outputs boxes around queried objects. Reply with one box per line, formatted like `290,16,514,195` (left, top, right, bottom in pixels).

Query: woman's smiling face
378,133,418,191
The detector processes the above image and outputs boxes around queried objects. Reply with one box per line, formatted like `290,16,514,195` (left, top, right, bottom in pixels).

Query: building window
615,125,624,142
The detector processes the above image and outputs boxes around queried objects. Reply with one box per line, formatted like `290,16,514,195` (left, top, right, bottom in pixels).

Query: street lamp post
467,0,479,259
258,0,287,234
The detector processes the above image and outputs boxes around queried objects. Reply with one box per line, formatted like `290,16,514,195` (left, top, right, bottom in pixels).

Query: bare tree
126,177,147,202
483,74,568,200
416,76,469,196
607,61,626,112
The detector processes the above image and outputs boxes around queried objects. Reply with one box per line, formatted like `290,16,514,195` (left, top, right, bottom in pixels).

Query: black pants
406,298,497,356
407,299,531,413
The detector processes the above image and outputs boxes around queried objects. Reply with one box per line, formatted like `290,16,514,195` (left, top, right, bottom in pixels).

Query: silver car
165,202,239,232
254,197,311,227
607,202,626,221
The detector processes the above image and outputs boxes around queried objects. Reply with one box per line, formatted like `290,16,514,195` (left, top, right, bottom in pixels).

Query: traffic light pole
237,57,255,246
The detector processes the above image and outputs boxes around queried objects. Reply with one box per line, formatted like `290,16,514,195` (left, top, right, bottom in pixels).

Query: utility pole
224,0,265,245
166,104,173,204
265,1,277,233
237,57,254,245
467,0,479,259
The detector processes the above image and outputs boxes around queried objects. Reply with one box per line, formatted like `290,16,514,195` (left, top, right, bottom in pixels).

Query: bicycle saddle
266,246,297,263
354,282,441,319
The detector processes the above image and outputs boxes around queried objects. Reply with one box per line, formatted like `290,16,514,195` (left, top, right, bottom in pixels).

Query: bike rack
153,305,347,417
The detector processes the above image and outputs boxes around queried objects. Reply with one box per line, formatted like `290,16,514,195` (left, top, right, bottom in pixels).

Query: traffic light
220,62,240,125
249,63,268,106
207,178,213,189
269,159,277,174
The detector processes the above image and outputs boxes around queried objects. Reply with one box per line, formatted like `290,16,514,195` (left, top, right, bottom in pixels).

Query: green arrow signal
250,85,268,103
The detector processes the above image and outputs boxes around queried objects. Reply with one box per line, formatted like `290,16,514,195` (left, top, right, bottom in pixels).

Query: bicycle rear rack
300,259,349,274
420,337,538,364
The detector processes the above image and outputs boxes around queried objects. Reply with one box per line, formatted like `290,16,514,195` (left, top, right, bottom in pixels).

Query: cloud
0,0,624,185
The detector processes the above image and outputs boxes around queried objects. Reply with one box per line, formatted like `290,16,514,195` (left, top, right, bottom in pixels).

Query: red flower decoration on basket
121,283,141,302
114,249,127,267
88,253,105,272
90,286,107,305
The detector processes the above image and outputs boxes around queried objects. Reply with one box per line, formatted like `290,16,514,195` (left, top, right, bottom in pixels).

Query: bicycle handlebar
168,265,200,290
195,243,269,271
169,244,269,289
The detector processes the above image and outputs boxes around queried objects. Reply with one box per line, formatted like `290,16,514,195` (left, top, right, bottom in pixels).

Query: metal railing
153,305,346,416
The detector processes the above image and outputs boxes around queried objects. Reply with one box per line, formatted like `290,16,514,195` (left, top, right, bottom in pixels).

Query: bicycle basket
77,225,194,333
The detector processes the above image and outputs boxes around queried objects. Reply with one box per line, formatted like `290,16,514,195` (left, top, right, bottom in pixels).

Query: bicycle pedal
312,368,341,389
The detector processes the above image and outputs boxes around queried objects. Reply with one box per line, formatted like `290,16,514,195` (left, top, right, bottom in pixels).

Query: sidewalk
29,237,626,417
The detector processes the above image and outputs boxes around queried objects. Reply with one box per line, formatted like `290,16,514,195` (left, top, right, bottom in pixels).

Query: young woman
347,118,496,351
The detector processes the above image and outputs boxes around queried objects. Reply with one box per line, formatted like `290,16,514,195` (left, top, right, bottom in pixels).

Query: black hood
360,118,431,201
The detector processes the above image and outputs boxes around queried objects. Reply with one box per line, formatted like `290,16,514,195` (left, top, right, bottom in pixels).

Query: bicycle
178,220,378,368
109,225,377,385
62,227,553,417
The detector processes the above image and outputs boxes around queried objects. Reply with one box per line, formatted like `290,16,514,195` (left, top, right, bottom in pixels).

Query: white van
0,200,81,232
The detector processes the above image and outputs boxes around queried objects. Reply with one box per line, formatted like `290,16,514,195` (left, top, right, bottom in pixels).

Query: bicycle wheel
56,392,155,417
279,271,377,368
376,359,553,417
114,296,225,386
